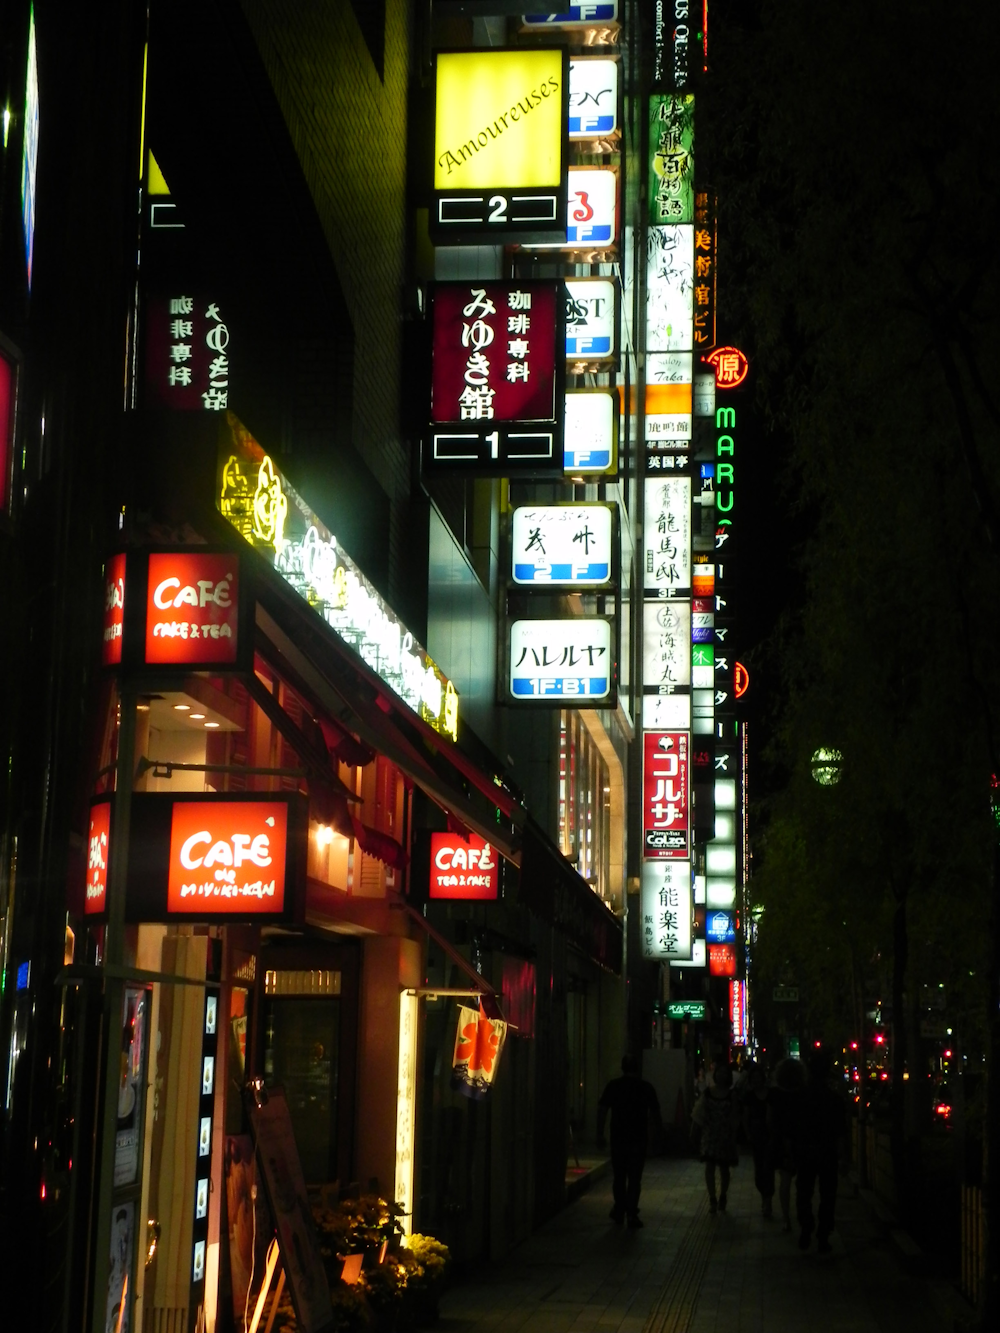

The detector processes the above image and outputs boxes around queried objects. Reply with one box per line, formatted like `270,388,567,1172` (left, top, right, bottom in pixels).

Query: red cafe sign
642,731,688,859
145,551,240,666
167,799,289,914
102,552,126,667
85,801,112,915
429,832,499,900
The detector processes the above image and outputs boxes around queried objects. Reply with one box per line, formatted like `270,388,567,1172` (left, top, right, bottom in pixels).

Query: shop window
264,987,341,1184
558,711,611,900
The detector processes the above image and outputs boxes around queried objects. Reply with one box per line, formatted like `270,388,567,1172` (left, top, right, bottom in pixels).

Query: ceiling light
204,722,220,729
174,704,190,711
190,713,205,720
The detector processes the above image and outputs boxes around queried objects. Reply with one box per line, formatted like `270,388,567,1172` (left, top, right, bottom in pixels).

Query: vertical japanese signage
102,552,126,667
643,732,689,858
428,281,563,471
508,618,614,702
693,191,717,351
432,49,568,241
730,979,747,1044
644,478,691,595
653,1,694,91
86,801,112,916
648,94,694,226
640,860,692,960
144,295,230,411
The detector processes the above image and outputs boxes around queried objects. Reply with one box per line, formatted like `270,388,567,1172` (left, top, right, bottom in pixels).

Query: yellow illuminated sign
434,49,565,191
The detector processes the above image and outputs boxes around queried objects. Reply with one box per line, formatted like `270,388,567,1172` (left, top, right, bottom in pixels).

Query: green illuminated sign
648,94,694,226
666,1000,706,1021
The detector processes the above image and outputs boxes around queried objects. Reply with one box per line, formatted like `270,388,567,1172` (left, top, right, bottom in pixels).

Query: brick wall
238,0,413,604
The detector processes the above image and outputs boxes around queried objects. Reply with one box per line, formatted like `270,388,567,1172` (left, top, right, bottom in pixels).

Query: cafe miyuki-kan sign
432,48,568,242
166,799,289,914
428,281,564,474
429,832,499,901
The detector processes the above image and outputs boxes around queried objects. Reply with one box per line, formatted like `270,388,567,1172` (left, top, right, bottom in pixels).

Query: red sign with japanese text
730,979,747,1044
145,551,240,666
642,731,689,858
708,943,736,977
85,801,112,915
430,282,559,425
429,832,499,900
102,552,126,667
144,293,230,412
166,799,288,914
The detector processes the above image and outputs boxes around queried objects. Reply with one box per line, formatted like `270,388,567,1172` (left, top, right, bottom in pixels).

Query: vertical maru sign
433,49,568,241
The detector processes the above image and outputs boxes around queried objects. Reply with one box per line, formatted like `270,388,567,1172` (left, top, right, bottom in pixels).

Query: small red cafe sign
429,832,499,900
145,551,240,666
102,552,127,667
85,801,112,915
166,799,289,914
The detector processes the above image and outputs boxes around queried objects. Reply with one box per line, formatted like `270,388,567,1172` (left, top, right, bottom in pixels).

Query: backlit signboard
509,618,613,702
21,7,38,289
166,799,289,914
569,59,619,138
523,4,618,25
694,191,717,350
708,943,736,977
428,281,564,473
644,477,691,595
643,600,691,690
640,859,692,960
642,731,689,858
642,693,691,730
666,999,706,1021
432,49,568,241
653,0,694,91
429,832,499,900
648,94,694,225
565,278,617,362
564,391,617,474
144,294,230,411
706,910,735,943
85,801,112,916
218,429,459,742
730,979,747,1044
646,225,693,351
565,167,618,247
102,552,126,667
511,504,613,585
144,551,241,667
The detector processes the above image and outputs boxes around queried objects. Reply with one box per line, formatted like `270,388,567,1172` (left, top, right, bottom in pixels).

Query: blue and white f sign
509,618,613,703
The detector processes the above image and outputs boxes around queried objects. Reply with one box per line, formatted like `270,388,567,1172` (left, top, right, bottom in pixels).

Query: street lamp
811,747,842,785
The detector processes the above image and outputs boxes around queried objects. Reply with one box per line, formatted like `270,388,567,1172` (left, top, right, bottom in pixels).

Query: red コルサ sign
642,731,689,858
85,801,112,915
429,832,499,900
167,800,288,914
430,282,559,425
102,552,126,667
145,551,240,666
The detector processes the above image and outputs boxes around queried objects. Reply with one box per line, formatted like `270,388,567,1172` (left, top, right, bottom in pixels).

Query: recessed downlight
204,722,220,729
174,704,190,711
190,713,206,720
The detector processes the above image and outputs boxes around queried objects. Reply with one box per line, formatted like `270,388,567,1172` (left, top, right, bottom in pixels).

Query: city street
439,1157,968,1333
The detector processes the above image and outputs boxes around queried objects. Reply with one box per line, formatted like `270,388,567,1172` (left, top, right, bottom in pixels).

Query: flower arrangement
269,1191,450,1332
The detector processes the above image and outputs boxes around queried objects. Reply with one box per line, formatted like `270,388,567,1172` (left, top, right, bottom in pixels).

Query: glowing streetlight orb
811,747,842,785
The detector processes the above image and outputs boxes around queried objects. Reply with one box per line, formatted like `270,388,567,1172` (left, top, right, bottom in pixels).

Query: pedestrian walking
794,1047,847,1253
596,1055,662,1229
770,1056,806,1230
691,1063,740,1214
739,1061,776,1217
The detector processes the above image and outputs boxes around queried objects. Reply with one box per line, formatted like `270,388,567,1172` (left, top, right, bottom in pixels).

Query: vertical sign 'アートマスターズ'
432,49,568,242
429,281,563,473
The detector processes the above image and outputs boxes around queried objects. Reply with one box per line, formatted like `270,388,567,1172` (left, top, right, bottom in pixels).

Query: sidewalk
437,1156,970,1333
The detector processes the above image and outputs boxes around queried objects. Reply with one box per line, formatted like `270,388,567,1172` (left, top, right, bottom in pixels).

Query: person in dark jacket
739,1062,776,1217
596,1055,662,1228
770,1057,807,1230
795,1047,847,1253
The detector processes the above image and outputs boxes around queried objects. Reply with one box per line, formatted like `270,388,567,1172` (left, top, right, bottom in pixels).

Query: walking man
795,1047,847,1253
596,1055,662,1229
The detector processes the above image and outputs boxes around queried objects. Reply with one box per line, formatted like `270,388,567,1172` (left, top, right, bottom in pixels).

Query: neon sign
704,346,748,389
218,428,459,742
734,662,749,698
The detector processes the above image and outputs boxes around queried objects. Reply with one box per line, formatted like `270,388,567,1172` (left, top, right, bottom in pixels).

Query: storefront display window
558,711,611,900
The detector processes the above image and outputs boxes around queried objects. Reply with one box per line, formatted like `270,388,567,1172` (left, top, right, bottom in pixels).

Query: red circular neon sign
703,346,749,389
734,662,750,698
